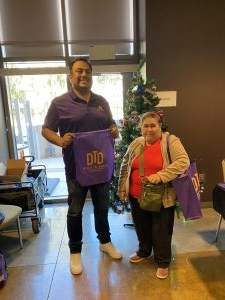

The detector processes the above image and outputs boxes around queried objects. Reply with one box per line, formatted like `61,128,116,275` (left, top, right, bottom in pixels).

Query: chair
213,159,225,242
0,205,23,248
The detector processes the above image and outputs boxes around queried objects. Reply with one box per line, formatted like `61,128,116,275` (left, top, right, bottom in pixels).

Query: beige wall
146,0,225,202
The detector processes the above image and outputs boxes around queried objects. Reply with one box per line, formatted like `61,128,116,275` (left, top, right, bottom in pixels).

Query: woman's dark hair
139,111,168,132
69,57,92,73
140,112,162,125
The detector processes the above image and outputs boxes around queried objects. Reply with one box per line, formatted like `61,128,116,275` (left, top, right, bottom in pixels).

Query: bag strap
139,137,172,180
139,136,172,170
166,134,172,164
139,144,145,177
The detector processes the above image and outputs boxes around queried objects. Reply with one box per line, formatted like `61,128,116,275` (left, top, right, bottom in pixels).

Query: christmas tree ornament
136,86,144,95
132,85,138,93
131,110,138,115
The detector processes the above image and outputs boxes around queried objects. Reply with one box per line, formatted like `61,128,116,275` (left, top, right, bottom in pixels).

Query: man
42,58,122,275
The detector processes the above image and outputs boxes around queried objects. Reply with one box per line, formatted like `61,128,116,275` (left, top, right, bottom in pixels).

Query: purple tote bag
73,129,114,186
171,161,202,220
167,135,202,220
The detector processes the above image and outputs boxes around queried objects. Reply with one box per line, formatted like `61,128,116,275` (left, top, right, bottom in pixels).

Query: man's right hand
61,133,75,148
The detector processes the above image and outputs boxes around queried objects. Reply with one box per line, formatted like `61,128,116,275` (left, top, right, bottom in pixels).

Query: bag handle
167,134,192,177
139,144,145,178
166,134,172,164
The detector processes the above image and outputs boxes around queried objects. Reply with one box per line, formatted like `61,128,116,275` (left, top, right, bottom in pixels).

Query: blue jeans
66,176,111,253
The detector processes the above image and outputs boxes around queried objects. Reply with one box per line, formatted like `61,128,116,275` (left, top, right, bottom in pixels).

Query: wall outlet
199,173,206,182
199,173,206,193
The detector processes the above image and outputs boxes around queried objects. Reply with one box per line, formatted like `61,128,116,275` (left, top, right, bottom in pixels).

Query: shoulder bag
138,145,164,212
166,135,202,220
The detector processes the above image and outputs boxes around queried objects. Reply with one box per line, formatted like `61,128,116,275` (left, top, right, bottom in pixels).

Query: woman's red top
129,138,163,199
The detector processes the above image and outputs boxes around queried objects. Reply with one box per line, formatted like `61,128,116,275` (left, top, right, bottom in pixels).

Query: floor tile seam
172,249,225,257
38,218,67,221
173,247,225,252
102,254,110,290
7,262,56,269
47,221,67,299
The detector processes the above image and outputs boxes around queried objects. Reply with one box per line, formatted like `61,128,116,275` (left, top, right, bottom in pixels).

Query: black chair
213,160,225,242
213,183,225,242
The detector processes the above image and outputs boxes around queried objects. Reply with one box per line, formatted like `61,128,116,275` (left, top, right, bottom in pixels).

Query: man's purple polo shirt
43,90,115,179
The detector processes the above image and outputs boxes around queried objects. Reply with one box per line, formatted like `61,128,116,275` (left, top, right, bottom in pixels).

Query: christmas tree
110,59,166,213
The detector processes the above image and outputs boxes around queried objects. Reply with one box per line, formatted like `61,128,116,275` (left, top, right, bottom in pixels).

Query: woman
118,112,189,279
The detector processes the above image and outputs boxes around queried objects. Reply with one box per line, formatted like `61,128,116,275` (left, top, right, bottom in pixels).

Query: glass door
5,63,125,200
5,62,68,199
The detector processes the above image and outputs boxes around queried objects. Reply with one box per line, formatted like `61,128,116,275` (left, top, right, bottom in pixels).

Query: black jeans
66,176,111,253
129,195,175,268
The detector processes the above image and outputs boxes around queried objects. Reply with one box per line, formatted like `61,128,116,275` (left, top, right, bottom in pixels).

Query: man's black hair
69,57,92,73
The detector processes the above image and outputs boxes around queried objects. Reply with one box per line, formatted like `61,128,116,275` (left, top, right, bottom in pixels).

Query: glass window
0,0,136,60
66,0,135,58
1,45,65,59
5,62,67,159
65,0,134,42
0,0,64,57
0,0,63,43
4,61,66,69
5,67,124,158
92,74,124,120
4,62,126,199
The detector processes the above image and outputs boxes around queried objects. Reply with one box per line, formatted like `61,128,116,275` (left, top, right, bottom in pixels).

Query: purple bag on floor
0,251,7,289
167,135,202,220
171,161,202,220
73,129,114,186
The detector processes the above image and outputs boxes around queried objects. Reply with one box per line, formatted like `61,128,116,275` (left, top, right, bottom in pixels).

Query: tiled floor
0,203,225,300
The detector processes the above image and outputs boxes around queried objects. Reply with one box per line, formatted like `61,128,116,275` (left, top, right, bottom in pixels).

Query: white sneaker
70,253,82,275
100,242,122,259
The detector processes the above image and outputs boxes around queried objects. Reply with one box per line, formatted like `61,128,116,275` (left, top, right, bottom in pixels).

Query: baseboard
44,196,67,204
44,196,92,204
201,201,213,208
44,198,213,208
